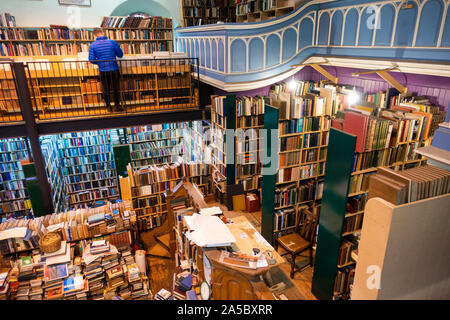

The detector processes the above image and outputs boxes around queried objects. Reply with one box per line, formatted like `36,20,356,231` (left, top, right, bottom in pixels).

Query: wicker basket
39,231,62,253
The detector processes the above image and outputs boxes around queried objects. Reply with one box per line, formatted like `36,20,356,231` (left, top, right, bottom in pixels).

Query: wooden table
203,216,283,300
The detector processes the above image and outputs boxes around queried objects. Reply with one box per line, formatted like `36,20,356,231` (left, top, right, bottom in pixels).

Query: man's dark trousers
100,69,121,111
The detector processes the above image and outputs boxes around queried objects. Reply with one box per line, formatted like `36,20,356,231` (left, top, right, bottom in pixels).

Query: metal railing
0,57,200,123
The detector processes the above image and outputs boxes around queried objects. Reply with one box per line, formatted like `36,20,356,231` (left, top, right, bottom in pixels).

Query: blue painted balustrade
175,0,450,89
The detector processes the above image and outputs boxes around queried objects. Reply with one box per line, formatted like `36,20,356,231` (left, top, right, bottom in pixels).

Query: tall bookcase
40,135,67,213
55,130,119,208
0,138,32,220
262,81,330,244
210,95,236,200
235,0,297,23
0,16,173,57
312,111,431,300
181,0,236,27
210,94,267,204
126,161,211,231
235,96,265,196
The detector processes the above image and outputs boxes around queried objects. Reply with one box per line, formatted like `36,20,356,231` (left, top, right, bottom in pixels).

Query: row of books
100,16,172,29
274,180,323,208
183,7,223,17
337,241,355,266
0,199,32,216
237,115,264,128
59,145,112,158
279,117,323,136
236,96,265,116
237,175,260,191
341,107,434,153
277,163,325,183
279,148,325,167
368,165,450,205
61,153,114,166
342,212,364,234
0,228,40,255
63,170,116,185
0,201,133,251
136,213,165,231
69,188,119,205
131,146,183,160
236,0,259,15
120,41,173,54
334,267,355,296
103,29,172,41
129,161,211,187
355,144,422,174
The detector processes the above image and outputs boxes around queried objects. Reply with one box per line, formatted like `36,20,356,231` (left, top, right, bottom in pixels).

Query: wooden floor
141,199,317,300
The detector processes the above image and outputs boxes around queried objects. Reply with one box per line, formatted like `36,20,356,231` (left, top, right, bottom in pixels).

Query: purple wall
214,66,450,111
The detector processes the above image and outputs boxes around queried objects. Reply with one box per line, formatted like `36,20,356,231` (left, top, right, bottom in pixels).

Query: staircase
147,232,171,259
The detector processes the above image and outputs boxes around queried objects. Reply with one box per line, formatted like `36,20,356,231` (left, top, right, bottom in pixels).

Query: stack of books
155,288,174,300
0,270,10,300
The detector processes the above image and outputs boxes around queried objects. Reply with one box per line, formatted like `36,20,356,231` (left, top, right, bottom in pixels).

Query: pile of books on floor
155,288,174,300
0,238,152,300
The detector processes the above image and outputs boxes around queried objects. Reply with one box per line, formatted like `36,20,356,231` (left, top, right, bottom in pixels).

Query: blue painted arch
394,1,418,46
282,28,298,60
343,8,359,46
230,39,247,72
416,0,444,47
266,34,281,67
330,10,343,45
211,40,218,70
375,4,395,46
318,12,330,45
249,37,264,71
358,6,375,46
299,18,314,49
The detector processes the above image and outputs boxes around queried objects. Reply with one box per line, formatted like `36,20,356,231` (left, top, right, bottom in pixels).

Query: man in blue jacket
89,28,124,112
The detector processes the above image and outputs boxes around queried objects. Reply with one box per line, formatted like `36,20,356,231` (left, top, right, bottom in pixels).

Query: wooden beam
292,63,338,84
310,64,338,84
352,67,398,76
375,70,408,94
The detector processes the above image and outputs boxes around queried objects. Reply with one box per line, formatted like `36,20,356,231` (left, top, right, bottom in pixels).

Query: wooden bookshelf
0,16,173,57
127,123,186,169
0,138,33,219
126,160,212,231
263,81,329,242
0,56,198,120
181,0,236,27
312,116,431,300
235,0,298,23
40,136,68,213
55,130,120,208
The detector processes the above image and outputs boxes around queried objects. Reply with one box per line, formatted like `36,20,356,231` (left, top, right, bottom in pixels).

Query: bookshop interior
0,0,449,301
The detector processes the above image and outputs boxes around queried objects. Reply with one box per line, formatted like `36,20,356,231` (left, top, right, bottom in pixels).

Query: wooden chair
274,206,318,279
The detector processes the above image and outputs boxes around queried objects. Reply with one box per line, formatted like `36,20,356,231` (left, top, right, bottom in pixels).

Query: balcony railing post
12,62,54,215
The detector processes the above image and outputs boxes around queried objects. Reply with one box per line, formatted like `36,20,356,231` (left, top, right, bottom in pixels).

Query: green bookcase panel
22,162,47,217
113,144,132,178
261,104,279,244
311,128,356,300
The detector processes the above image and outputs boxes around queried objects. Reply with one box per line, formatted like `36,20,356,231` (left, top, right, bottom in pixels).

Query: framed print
58,0,91,6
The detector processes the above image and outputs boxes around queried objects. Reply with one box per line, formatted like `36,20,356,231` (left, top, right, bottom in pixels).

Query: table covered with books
203,216,284,279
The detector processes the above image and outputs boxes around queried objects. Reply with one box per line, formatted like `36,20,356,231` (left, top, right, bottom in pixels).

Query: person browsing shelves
89,28,124,112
